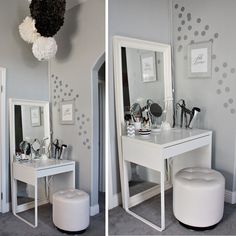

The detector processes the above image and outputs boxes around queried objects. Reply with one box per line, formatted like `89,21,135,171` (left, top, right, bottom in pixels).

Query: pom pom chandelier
19,0,66,61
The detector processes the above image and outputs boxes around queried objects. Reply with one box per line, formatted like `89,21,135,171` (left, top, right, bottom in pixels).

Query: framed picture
60,100,75,125
140,52,157,82
188,41,212,78
30,107,41,127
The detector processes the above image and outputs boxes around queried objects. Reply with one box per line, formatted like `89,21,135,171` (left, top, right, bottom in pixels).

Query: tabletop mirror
113,36,173,197
9,99,51,203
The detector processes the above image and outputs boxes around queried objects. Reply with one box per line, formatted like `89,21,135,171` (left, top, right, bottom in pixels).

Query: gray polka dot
87,118,90,122
223,62,228,68
197,18,201,23
178,27,181,32
230,108,236,114
181,7,185,12
60,89,63,92
218,80,223,85
77,117,80,120
82,121,85,125
184,35,188,40
70,89,73,92
56,85,58,88
187,13,191,19
175,4,178,9
54,81,56,84
68,93,71,96
223,73,227,78
224,103,228,108
79,126,83,129
188,25,192,31
177,36,181,41
82,114,85,118
229,98,234,104
55,76,58,80
64,93,67,96
78,132,81,136
225,87,230,92
87,145,91,150
86,138,89,142
215,67,219,72
194,31,199,36
157,60,161,64
62,98,64,101
65,84,68,88
209,39,214,43
54,89,56,93
231,68,235,74
205,25,209,30
179,13,182,18
76,94,79,98
214,33,219,38
181,20,185,25
83,142,86,146
75,108,78,112
190,40,194,44
178,45,183,52
216,89,221,94
84,131,87,134
51,74,54,78
201,31,206,36
212,54,216,60
57,95,60,98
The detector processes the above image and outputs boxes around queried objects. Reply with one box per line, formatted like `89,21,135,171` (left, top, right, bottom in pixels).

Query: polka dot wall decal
82,114,85,118
54,89,56,92
68,93,71,96
86,138,89,142
82,121,85,125
197,18,201,23
229,98,234,104
187,13,191,18
70,89,73,92
64,93,67,96
55,76,58,80
218,80,223,85
60,89,63,92
178,27,181,32
77,117,80,120
75,108,78,112
87,118,90,122
214,33,219,38
179,13,182,18
76,94,79,98
231,68,235,73
190,40,194,44
212,54,216,60
177,36,181,41
78,132,81,136
54,80,56,84
56,85,58,88
83,142,86,146
205,25,209,30
84,131,87,134
51,74,54,78
194,31,199,36
79,126,82,129
181,7,185,12
181,20,185,25
224,103,228,108
201,31,206,36
62,98,64,101
216,89,221,94
175,4,178,9
225,87,230,92
58,95,60,98
231,109,236,114
157,60,161,64
87,146,91,150
184,35,188,40
223,73,227,78
215,67,219,72
223,62,228,68
178,45,183,52
188,25,192,30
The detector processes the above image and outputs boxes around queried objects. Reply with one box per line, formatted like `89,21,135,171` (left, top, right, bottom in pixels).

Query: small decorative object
32,37,58,61
30,0,66,37
31,106,41,126
60,100,75,125
188,41,212,78
138,128,151,136
140,52,157,82
127,124,135,137
19,16,40,43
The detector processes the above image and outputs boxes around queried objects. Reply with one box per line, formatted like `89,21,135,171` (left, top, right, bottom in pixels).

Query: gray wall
108,0,172,195
0,0,49,202
172,0,236,191
50,0,105,207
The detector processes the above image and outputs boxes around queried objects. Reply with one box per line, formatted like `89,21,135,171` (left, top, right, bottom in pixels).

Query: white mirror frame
9,99,51,208
113,36,173,206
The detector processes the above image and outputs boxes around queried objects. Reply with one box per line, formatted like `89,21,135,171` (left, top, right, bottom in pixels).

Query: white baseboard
90,204,99,216
225,190,236,204
109,192,121,209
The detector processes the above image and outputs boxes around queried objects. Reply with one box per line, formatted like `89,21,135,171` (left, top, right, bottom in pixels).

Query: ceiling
66,0,86,11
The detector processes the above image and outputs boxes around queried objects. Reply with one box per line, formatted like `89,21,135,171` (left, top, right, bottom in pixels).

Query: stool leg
160,170,165,231
34,179,38,228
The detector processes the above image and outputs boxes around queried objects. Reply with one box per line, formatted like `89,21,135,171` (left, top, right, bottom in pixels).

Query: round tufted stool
53,189,90,233
173,167,225,230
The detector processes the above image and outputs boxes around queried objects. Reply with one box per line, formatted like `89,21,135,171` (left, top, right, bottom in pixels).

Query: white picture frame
188,41,212,78
30,107,41,127
60,100,75,125
140,52,157,82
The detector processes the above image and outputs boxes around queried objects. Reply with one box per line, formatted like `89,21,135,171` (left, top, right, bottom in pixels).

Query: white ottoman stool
173,167,225,230
53,189,90,233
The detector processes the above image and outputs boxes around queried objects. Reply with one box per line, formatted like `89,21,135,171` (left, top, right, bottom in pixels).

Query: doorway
0,67,7,213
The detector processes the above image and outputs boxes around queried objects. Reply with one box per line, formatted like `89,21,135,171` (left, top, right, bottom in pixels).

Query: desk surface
123,128,212,147
13,159,75,170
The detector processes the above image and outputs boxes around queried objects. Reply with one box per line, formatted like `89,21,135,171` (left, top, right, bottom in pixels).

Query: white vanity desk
121,128,212,231
12,159,75,228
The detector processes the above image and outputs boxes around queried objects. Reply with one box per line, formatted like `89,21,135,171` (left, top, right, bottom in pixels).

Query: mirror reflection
121,47,165,193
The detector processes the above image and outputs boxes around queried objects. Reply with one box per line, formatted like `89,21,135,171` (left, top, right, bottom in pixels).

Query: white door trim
0,67,8,213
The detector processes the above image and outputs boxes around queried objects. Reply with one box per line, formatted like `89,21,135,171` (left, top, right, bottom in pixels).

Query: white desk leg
123,160,130,210
34,178,38,228
160,169,165,231
12,178,17,215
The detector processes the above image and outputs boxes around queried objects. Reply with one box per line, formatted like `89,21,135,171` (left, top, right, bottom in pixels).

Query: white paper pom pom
32,37,58,61
19,16,40,43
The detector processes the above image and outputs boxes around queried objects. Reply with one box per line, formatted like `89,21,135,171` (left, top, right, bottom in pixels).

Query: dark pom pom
30,0,66,37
